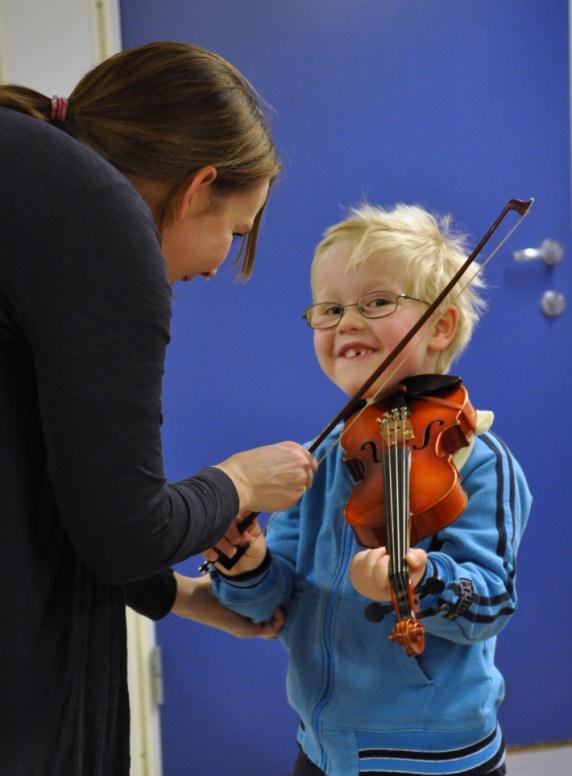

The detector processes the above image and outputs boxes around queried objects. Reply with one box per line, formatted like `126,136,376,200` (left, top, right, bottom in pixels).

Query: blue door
121,2,572,773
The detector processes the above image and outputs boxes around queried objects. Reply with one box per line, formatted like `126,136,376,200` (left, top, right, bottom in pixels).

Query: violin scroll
389,618,425,656
389,581,425,656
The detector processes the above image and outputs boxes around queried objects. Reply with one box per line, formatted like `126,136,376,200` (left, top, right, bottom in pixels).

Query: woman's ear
429,306,458,352
176,165,218,220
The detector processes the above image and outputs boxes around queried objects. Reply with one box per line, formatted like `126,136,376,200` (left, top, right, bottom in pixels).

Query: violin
340,374,477,656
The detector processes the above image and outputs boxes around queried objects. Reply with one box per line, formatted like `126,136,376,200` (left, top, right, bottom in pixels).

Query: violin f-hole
345,440,381,483
360,440,382,463
412,419,445,451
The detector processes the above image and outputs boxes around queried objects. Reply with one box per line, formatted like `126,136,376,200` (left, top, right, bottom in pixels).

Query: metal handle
512,239,563,266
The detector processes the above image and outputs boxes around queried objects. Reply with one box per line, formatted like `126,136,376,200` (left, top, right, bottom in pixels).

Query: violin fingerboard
382,438,411,579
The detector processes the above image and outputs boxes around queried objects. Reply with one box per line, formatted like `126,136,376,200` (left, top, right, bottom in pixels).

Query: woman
0,41,316,775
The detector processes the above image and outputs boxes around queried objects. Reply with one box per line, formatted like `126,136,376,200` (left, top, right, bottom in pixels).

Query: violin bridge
377,407,414,446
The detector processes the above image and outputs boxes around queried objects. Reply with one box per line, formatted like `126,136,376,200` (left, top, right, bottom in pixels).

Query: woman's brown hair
0,41,281,278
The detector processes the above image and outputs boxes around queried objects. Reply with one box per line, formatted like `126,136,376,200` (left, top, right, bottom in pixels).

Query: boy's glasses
302,290,429,330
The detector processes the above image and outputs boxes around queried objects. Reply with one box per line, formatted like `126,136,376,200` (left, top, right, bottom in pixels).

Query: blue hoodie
212,419,531,775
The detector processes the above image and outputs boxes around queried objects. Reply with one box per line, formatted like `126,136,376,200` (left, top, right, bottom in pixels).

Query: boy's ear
176,166,218,220
429,306,458,352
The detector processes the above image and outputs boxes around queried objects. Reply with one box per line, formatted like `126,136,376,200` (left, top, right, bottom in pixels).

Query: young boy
207,204,532,776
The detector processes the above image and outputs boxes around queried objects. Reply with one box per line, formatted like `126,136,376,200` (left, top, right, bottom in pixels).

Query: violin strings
402,418,409,578
399,416,409,579
384,412,411,615
386,418,396,580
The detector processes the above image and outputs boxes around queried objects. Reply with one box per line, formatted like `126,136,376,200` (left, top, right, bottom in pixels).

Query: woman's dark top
0,107,238,775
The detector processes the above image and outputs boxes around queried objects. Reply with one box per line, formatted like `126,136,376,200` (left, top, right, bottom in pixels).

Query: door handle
540,290,566,318
512,238,563,266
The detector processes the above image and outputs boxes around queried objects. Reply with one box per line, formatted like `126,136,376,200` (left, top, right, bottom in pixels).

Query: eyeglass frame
302,290,430,330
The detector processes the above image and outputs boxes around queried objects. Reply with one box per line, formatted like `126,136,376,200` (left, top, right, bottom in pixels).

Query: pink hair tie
50,95,69,122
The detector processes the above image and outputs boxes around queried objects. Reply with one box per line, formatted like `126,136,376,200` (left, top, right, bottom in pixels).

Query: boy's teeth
344,348,371,358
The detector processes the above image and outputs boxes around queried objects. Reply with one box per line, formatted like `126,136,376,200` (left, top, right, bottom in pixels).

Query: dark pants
293,748,507,775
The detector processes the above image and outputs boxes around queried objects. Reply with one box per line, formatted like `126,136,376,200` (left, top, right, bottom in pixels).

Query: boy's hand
202,513,268,576
350,547,427,601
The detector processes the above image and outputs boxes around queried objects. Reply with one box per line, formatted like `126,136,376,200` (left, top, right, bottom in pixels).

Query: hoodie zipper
309,521,354,772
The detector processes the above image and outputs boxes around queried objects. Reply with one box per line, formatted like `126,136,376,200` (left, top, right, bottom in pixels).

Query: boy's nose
337,305,366,332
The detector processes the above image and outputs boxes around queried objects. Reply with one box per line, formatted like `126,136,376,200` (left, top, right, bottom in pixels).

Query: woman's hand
349,547,427,601
215,441,317,513
202,513,268,576
171,572,284,639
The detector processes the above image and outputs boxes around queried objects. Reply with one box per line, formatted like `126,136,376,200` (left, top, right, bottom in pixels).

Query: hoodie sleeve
210,501,301,623
415,431,532,644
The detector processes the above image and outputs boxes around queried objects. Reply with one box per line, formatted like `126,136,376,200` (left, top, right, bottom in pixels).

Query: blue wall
120,2,572,774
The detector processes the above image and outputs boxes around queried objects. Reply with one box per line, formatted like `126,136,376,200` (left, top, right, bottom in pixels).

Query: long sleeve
211,435,344,619
125,570,177,620
414,431,532,643
211,505,300,622
0,110,238,585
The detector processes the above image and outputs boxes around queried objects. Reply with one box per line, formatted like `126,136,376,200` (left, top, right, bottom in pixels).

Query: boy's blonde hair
311,203,486,373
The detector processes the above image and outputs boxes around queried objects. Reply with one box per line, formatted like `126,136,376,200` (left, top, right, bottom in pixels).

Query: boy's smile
337,342,377,359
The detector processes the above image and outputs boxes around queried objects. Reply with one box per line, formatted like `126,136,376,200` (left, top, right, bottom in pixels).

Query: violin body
341,376,477,550
341,375,477,657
